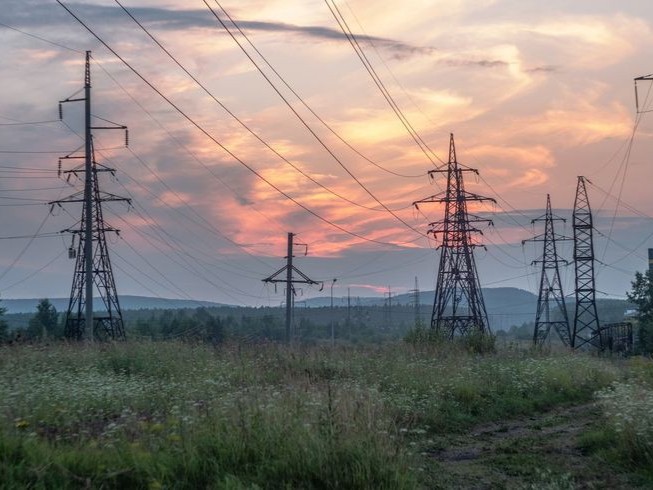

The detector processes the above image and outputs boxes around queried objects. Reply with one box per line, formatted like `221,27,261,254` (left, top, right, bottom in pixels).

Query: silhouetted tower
263,233,321,342
51,51,130,341
410,276,422,327
572,176,601,349
523,195,571,347
413,134,495,338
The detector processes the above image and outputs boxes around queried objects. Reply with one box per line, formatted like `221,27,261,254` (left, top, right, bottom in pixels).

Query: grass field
0,340,651,488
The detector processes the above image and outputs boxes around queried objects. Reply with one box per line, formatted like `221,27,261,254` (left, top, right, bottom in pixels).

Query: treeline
0,299,59,343
0,296,641,350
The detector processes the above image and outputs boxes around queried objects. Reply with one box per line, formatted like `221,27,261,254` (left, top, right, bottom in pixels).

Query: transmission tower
523,194,571,347
410,276,422,327
572,176,601,349
413,134,495,338
50,51,130,341
263,232,321,342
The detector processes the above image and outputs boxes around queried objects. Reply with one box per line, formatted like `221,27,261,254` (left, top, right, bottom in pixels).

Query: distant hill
300,287,537,330
0,296,224,314
301,287,536,308
299,287,630,331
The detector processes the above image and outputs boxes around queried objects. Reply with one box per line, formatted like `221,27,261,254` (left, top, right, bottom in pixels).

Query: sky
0,0,653,309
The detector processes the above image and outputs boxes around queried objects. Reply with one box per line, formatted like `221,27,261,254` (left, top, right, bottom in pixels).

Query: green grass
577,357,653,483
0,341,643,488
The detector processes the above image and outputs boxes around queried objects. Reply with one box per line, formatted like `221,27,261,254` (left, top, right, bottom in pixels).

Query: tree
626,270,653,353
27,299,59,341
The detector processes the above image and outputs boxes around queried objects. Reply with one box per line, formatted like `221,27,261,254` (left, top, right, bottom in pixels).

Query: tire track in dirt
424,403,637,489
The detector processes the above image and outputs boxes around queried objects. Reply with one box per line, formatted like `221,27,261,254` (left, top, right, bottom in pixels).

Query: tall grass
0,341,624,487
592,356,653,475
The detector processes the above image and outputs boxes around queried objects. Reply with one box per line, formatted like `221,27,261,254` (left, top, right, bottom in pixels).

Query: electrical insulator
125,129,129,147
58,103,63,120
57,159,62,178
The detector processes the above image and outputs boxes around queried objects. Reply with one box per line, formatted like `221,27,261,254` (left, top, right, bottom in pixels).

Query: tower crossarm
412,192,447,208
262,265,320,286
427,167,479,177
522,233,572,244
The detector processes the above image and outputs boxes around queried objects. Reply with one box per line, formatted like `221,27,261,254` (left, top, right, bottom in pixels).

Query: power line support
634,74,653,113
523,194,571,347
50,51,130,342
263,232,322,343
410,276,422,327
413,134,495,338
572,176,601,349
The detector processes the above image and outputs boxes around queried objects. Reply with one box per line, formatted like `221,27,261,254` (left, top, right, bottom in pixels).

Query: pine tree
626,270,653,353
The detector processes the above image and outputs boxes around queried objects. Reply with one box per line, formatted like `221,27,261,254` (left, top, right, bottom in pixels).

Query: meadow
0,340,651,488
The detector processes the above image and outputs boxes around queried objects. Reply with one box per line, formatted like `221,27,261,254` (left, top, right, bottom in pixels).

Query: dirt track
426,403,638,489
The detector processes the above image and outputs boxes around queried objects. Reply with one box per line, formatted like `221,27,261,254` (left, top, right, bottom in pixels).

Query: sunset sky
1,0,652,309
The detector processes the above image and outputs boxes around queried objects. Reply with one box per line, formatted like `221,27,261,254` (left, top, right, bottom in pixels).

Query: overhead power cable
90,58,288,236
203,0,427,238
323,0,444,166
61,109,277,270
57,0,415,248
0,212,51,283
114,0,400,214
208,0,423,179
596,80,652,265
0,21,83,53
342,1,440,131
0,119,61,126
0,250,66,294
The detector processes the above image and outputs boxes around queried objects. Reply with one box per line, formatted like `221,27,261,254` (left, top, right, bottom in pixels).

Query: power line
0,119,61,126
342,1,439,133
0,21,83,53
61,108,278,271
90,58,288,237
323,0,444,166
0,211,51,283
203,0,427,239
57,0,414,248
209,1,424,179
0,249,66,294
106,204,268,302
113,0,398,214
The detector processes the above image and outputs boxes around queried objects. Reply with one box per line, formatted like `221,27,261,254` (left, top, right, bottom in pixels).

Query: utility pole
523,194,572,347
572,176,601,349
410,276,421,327
413,134,495,339
330,278,337,345
347,287,351,337
50,51,129,342
383,286,393,328
263,232,321,343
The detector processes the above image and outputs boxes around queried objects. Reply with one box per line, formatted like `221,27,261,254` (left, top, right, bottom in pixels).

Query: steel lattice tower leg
572,176,601,349
525,195,571,347
52,51,130,341
413,134,495,339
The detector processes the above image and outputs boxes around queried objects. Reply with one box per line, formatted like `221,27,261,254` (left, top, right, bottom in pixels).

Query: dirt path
423,403,637,489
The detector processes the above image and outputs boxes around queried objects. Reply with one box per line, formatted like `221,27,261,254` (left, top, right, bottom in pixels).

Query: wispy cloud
4,1,436,59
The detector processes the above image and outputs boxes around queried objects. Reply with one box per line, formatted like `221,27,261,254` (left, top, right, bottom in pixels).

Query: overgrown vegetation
0,340,645,488
627,270,653,354
577,356,653,483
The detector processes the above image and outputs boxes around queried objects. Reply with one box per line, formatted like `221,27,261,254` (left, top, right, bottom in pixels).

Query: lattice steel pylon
523,195,572,347
413,134,495,338
50,51,130,341
572,176,601,349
